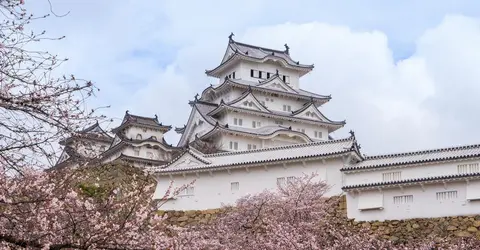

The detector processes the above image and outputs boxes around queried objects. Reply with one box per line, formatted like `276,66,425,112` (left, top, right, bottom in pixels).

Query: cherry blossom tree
0,0,101,172
0,163,211,249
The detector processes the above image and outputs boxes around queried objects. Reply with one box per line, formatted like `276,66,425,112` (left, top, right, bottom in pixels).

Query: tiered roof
152,136,362,174
207,89,345,131
111,111,172,133
177,97,337,146
200,78,331,107
206,34,313,78
59,121,113,146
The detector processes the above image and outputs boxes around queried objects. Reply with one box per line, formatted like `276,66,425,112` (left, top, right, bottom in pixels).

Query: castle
57,34,480,222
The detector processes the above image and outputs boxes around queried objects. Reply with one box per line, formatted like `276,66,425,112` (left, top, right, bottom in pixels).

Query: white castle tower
175,33,345,152
152,34,362,210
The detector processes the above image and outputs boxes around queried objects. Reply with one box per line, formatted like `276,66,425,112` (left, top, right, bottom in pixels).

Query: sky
25,0,480,155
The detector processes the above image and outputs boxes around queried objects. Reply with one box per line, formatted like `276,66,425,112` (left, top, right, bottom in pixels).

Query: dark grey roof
200,78,330,105
206,39,313,78
342,143,480,172
112,112,172,133
342,172,480,191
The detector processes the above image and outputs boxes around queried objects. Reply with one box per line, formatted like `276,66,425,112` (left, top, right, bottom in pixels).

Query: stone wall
160,196,480,243
158,209,224,227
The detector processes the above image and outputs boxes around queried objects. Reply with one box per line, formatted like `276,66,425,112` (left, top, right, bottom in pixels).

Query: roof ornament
194,93,199,101
225,123,229,128
224,75,228,81
288,126,292,130
296,61,299,65
154,114,158,121
228,32,235,42
271,51,275,56
248,85,252,92
349,130,355,138
276,69,279,75
126,110,129,115
245,51,248,55
284,43,290,55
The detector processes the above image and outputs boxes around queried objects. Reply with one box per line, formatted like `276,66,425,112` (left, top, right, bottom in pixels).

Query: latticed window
382,171,402,182
457,163,480,174
277,177,286,187
136,134,142,140
231,182,239,191
393,195,413,204
436,191,458,201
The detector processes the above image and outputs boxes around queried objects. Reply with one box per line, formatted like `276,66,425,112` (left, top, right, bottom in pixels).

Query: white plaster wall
344,159,480,186
346,180,480,221
154,158,345,210
124,126,165,141
239,61,300,89
121,144,172,161
222,111,329,141
74,140,110,158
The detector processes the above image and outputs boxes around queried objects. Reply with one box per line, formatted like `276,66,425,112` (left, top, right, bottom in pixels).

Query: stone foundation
160,196,480,243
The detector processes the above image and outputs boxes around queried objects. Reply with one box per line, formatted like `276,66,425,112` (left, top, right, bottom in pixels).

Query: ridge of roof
342,172,480,190
201,78,331,103
204,135,355,158
365,143,480,160
230,40,287,55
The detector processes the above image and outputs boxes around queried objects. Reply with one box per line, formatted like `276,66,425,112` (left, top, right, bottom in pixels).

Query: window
247,144,257,150
277,177,286,187
284,75,290,83
393,195,413,204
231,182,239,191
283,105,291,112
282,75,286,82
266,97,274,102
252,121,256,128
275,120,283,125
232,72,236,79
234,118,243,126
136,134,142,140
382,172,402,182
250,69,254,77
458,163,480,174
258,71,263,78
287,176,295,183
152,136,157,140
134,148,140,156
436,191,458,201
146,152,153,159
314,131,322,139
229,141,238,150
180,186,195,196
267,72,271,79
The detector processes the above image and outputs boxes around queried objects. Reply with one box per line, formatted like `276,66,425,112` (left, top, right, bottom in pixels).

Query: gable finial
349,130,355,138
284,43,290,54
228,32,234,42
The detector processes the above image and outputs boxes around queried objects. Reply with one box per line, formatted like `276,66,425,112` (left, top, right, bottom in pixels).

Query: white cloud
24,1,480,155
